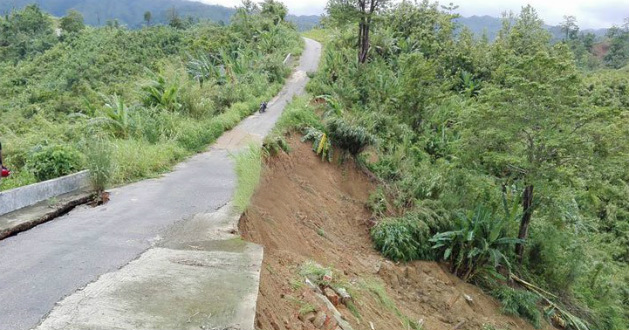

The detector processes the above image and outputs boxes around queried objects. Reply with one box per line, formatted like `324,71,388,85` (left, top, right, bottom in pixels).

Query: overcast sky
195,0,628,29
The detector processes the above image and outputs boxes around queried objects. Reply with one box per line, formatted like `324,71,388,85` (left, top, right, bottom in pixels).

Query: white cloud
193,0,628,28
448,0,628,28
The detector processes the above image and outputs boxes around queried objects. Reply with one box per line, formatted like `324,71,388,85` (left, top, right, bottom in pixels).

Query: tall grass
232,144,262,212
84,138,113,193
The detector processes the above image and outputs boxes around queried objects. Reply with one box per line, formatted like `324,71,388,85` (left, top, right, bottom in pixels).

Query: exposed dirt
592,41,610,60
239,135,551,330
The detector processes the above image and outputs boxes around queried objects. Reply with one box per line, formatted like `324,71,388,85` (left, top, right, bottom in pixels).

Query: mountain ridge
0,0,611,37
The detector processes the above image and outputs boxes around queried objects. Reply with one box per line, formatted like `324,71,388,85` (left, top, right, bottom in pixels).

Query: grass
302,28,334,45
360,278,423,330
232,143,263,213
298,303,317,316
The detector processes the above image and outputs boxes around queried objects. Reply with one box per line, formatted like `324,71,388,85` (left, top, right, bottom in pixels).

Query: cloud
193,0,628,28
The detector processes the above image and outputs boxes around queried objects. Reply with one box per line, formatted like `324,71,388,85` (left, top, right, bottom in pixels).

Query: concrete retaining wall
0,171,90,216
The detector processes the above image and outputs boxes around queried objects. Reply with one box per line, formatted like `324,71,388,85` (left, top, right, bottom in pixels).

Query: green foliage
492,287,542,328
366,187,388,217
371,217,424,262
309,4,628,327
274,96,323,131
0,4,57,62
84,138,113,193
430,205,522,282
28,145,84,181
60,10,85,34
325,117,376,155
359,278,423,330
232,144,262,213
299,260,332,286
88,94,135,139
301,127,332,162
261,0,288,25
262,135,290,156
370,207,447,262
142,71,182,112
0,4,302,193
604,22,629,69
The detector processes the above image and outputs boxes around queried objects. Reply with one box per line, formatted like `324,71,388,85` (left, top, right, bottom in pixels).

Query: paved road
0,38,321,330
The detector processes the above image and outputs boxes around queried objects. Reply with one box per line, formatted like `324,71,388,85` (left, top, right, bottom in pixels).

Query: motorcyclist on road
259,101,268,114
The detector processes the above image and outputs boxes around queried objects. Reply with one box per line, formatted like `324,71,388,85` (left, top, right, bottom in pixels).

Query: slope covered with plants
300,1,627,329
0,2,302,191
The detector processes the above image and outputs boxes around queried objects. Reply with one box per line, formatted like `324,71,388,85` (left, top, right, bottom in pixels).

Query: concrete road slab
35,245,263,330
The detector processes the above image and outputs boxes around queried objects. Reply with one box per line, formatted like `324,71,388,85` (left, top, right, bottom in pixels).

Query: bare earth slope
240,135,551,330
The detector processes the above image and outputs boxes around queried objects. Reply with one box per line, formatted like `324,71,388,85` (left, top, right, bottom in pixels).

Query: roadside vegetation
268,1,626,329
0,2,302,192
233,144,263,213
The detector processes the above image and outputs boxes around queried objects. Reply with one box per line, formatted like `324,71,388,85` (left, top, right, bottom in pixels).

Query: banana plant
141,70,181,112
87,94,134,139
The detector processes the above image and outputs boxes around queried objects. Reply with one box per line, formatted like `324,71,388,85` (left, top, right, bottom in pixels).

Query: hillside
0,4,303,191
299,2,628,330
240,134,552,330
455,15,608,41
0,0,319,30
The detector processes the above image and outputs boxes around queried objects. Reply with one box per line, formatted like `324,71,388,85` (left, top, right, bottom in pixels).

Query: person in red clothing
0,140,7,180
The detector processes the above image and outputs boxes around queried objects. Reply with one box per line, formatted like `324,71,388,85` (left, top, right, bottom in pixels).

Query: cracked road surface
0,38,321,330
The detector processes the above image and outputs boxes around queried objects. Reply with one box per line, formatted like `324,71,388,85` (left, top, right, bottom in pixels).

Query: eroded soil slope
239,135,549,330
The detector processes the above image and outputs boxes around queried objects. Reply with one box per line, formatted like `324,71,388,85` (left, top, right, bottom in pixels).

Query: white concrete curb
0,171,90,216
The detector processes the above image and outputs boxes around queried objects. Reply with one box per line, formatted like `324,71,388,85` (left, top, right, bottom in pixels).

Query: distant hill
455,15,608,41
0,0,233,27
287,14,320,31
0,1,607,36
0,0,319,30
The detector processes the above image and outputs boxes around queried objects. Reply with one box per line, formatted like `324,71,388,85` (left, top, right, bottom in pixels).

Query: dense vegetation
455,15,609,42
0,2,302,191
0,0,320,30
300,1,627,329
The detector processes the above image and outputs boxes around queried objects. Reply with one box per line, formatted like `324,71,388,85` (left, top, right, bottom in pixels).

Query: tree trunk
357,19,364,62
358,17,370,64
516,184,534,262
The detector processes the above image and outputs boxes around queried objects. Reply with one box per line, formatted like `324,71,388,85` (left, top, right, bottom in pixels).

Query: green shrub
367,187,388,217
84,138,113,193
88,94,136,139
275,96,323,131
27,144,84,181
492,286,542,328
430,204,521,282
326,117,376,155
142,71,182,112
232,144,262,212
371,217,429,262
301,127,333,162
179,82,215,119
262,135,290,156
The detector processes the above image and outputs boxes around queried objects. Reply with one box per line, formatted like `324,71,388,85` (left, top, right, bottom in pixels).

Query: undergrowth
232,144,262,213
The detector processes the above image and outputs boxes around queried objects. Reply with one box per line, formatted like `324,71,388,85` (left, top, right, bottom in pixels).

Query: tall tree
463,6,590,262
326,0,387,64
60,10,85,33
0,4,57,61
261,0,287,25
143,10,152,26
560,15,579,41
604,19,629,68
167,7,184,29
